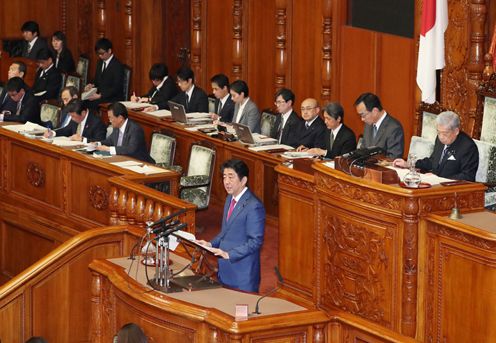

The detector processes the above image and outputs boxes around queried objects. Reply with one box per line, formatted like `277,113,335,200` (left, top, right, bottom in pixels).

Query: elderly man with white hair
394,111,479,181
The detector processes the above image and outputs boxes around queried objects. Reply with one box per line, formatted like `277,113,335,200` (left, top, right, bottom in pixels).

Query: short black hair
6,77,26,93
61,85,79,98
323,102,344,121
21,21,40,35
354,92,383,111
176,67,194,83
221,159,249,180
65,99,87,115
210,74,230,89
36,48,54,61
108,102,128,119
230,80,249,97
94,38,113,52
51,31,67,49
11,61,27,75
275,88,295,104
149,63,168,81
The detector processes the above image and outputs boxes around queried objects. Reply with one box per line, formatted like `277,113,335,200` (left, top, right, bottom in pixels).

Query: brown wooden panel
10,143,63,209
1,223,56,278
0,294,23,343
69,162,114,225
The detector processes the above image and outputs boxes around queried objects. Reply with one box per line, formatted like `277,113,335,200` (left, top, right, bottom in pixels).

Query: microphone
146,208,187,228
156,222,188,238
150,220,180,235
253,267,284,315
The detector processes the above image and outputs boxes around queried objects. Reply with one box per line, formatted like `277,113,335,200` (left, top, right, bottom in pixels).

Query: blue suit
210,189,265,292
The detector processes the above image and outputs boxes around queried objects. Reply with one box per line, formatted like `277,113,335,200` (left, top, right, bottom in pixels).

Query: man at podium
197,159,266,293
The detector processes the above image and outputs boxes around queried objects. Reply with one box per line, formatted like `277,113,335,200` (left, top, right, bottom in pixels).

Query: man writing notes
273,88,302,147
197,159,265,293
296,98,327,151
44,100,106,143
306,102,356,158
393,111,479,181
94,102,154,163
1,77,40,124
171,67,209,113
354,92,404,159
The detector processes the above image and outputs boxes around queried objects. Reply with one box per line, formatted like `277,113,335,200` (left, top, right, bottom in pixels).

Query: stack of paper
52,137,88,147
3,122,48,134
248,144,294,152
120,101,152,109
81,87,98,100
387,166,453,185
120,164,170,175
146,109,171,118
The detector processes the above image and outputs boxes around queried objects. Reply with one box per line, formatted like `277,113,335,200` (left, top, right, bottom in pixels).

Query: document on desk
387,166,453,185
248,144,294,152
3,122,47,133
121,164,171,175
120,101,151,109
52,137,89,147
186,112,211,119
146,109,171,118
111,160,145,167
184,124,216,131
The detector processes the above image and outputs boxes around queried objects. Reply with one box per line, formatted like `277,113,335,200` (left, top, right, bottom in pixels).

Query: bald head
300,98,320,121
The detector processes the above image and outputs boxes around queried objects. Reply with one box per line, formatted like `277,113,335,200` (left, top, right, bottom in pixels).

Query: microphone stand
147,232,182,293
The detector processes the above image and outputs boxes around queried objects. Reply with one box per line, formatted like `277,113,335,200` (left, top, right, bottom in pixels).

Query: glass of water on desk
0,110,11,122
403,153,421,188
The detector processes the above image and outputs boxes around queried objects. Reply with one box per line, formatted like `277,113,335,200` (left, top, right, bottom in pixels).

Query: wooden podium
276,161,486,340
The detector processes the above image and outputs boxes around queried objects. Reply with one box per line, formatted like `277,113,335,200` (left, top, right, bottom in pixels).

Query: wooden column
191,0,204,84
232,0,244,80
123,0,133,66
95,0,106,38
274,0,289,92
321,0,332,101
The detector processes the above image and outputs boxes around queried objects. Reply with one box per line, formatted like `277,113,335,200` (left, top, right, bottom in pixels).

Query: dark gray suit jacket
362,113,404,158
233,98,261,133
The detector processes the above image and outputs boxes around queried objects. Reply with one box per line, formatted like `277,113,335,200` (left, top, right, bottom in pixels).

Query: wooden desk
0,124,195,283
275,161,486,340
421,211,496,342
100,108,283,225
89,256,329,343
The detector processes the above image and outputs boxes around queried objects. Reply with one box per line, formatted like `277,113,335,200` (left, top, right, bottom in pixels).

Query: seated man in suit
58,86,79,128
1,77,40,124
273,88,302,147
197,159,265,293
305,102,356,158
230,79,261,133
32,49,62,102
130,63,178,111
20,21,49,59
84,38,124,109
295,98,327,150
209,73,234,123
94,102,154,163
1,61,27,108
44,99,106,143
393,111,479,181
354,92,404,159
171,67,209,113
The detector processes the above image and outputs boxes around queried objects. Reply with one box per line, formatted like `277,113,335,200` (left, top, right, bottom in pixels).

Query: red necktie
226,198,236,221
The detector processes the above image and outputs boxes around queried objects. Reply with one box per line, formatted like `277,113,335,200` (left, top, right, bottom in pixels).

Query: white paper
3,122,49,133
121,164,170,175
386,166,453,185
184,124,216,131
248,144,294,152
81,87,97,100
146,109,171,118
34,90,47,97
120,101,151,109
186,112,211,119
281,151,315,159
52,137,88,147
111,160,144,167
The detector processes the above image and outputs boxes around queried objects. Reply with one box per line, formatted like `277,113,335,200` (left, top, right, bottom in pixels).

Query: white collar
156,76,167,90
331,123,343,136
374,111,387,129
232,187,248,203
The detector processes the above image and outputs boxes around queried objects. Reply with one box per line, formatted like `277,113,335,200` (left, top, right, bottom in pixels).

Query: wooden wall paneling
191,0,206,86
0,294,23,343
441,0,487,136
321,0,333,102
274,0,291,92
205,1,234,88
231,0,246,83
163,0,191,79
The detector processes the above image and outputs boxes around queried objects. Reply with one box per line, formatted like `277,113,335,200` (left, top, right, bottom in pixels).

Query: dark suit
362,113,404,158
144,77,178,110
324,124,357,159
296,116,327,149
416,131,479,181
101,119,154,163
21,37,49,59
273,110,302,147
210,189,265,292
55,111,106,142
55,49,76,73
89,56,125,106
214,95,235,122
32,66,62,102
2,90,40,124
171,86,209,113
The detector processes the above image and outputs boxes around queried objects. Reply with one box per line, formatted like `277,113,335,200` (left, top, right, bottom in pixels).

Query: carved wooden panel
319,205,398,329
274,0,290,91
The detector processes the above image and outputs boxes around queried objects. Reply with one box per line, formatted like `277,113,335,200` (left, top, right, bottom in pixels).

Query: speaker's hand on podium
210,248,229,259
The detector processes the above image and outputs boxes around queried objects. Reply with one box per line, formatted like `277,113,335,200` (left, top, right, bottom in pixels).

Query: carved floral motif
89,185,109,210
278,174,314,192
26,162,45,187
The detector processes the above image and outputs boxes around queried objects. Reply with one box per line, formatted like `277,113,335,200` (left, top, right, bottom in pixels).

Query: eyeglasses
274,100,286,105
301,106,317,112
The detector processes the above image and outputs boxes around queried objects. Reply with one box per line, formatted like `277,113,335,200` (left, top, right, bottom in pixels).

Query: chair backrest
59,73,67,97
65,74,81,92
76,56,89,88
0,85,3,95
473,139,496,183
123,65,132,101
408,135,435,160
208,96,216,113
187,143,216,177
150,132,176,166
415,101,448,139
260,111,278,138
40,103,61,128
